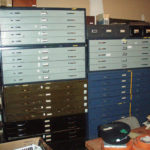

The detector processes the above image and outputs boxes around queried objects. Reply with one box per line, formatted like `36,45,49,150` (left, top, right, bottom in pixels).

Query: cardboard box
0,137,52,150
0,0,12,7
13,0,36,7
103,0,150,23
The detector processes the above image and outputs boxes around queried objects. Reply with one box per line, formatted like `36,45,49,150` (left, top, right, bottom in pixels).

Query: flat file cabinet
89,39,150,71
0,8,85,46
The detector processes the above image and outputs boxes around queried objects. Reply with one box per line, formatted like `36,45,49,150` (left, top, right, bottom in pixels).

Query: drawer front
90,57,150,65
3,72,86,84
1,30,84,39
3,65,85,77
127,39,150,45
1,36,85,46
3,60,85,71
89,45,128,53
2,47,85,57
0,10,84,17
0,16,84,24
89,39,127,46
1,23,84,31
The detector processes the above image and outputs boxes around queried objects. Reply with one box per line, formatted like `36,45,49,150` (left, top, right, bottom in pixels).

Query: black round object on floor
98,121,131,145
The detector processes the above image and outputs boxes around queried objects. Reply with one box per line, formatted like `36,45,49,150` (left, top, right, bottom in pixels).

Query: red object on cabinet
13,0,36,7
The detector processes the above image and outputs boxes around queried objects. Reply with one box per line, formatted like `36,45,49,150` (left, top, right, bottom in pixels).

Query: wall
37,0,90,15
103,0,150,22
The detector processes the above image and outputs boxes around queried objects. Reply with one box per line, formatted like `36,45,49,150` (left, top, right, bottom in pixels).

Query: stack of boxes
87,24,150,139
0,8,87,150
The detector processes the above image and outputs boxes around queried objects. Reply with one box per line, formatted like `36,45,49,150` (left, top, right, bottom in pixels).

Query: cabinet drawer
1,36,85,46
1,23,84,31
3,60,85,71
3,72,86,84
127,39,150,45
2,47,85,57
89,39,127,46
0,16,84,24
1,30,84,39
3,65,85,77
0,10,84,17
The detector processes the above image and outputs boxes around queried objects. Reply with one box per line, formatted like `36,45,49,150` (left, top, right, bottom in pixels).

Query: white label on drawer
122,80,126,82
106,53,111,56
121,91,126,94
46,135,51,138
46,93,51,96
47,113,52,116
41,25,48,29
45,124,50,128
45,129,51,132
84,84,87,88
122,86,126,88
122,97,126,100
84,90,87,94
41,12,48,15
46,106,51,109
44,76,49,79
84,103,87,107
122,74,127,77
85,109,88,113
43,63,49,66
92,29,98,33
127,46,132,49
106,29,112,33
45,120,50,123
46,100,51,103
46,139,51,142
120,29,125,33
41,18,48,22
84,96,87,100
45,86,50,90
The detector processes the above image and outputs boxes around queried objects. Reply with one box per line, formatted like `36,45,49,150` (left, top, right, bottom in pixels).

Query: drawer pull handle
16,19,21,22
98,54,106,56
16,26,21,29
123,47,127,50
41,18,48,22
17,58,22,61
67,25,76,28
67,32,76,34
41,12,48,15
142,41,149,43
142,47,149,49
98,48,106,50
41,32,48,36
14,12,21,14
68,56,77,58
41,51,48,53
41,25,48,29
68,62,76,64
98,60,106,62
42,56,49,60
67,12,75,15
41,39,48,43
98,66,106,68
98,41,106,44
68,69,76,71
67,49,76,51
44,76,49,79
67,19,75,21
141,64,148,66
17,65,22,68
43,70,49,73
67,38,76,41
141,58,148,60
69,75,77,77
16,51,22,54
142,52,149,55
43,63,49,66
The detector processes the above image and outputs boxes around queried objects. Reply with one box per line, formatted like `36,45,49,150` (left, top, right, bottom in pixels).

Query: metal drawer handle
122,59,127,62
142,41,149,43
41,25,48,29
141,64,148,66
98,60,106,62
68,68,77,71
43,63,49,66
67,19,76,21
41,32,48,36
67,12,75,15
123,47,127,50
41,50,48,53
98,48,106,50
17,65,22,68
69,75,77,77
98,66,106,68
67,32,76,34
41,12,48,15
14,12,21,14
98,41,106,44
18,72,23,74
67,38,76,41
15,19,21,22
44,76,49,79
98,54,106,56
141,58,149,60
41,18,48,22
67,25,76,28
41,39,48,43
68,56,77,58
142,47,149,49
67,49,76,51
16,51,22,54
17,58,22,61
142,52,149,54
16,26,21,29
68,62,76,64
42,56,49,60
43,69,49,73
